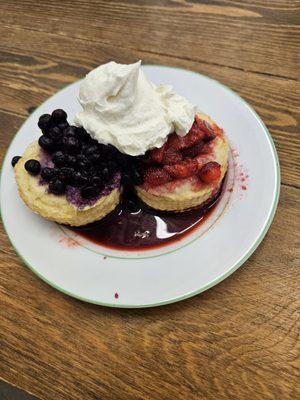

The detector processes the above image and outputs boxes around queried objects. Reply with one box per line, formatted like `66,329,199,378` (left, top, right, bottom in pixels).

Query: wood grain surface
0,1,299,399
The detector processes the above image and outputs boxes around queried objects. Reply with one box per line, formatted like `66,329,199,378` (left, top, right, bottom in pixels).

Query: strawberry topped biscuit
136,113,228,212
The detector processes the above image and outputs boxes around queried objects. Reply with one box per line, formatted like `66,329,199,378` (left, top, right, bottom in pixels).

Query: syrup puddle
68,189,221,251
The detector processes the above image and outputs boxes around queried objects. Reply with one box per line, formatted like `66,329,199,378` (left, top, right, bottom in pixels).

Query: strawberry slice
164,159,198,179
181,141,204,158
195,116,217,142
144,167,172,186
150,142,168,164
167,132,186,151
167,121,206,151
166,117,218,153
163,148,183,165
198,162,221,183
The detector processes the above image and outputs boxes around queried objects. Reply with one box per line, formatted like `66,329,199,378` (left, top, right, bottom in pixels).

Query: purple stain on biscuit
66,172,121,209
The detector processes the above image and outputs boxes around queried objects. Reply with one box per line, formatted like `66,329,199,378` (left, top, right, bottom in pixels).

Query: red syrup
69,182,224,252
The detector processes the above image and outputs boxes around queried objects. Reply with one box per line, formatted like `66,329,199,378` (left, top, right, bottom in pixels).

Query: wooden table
0,1,299,399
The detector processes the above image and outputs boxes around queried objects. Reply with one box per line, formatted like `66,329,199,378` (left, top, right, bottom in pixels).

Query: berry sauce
69,186,222,251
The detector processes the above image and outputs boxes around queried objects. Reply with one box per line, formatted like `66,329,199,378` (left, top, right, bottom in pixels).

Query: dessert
13,61,228,230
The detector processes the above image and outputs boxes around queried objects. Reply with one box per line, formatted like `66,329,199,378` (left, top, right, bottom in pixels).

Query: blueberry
97,143,106,153
76,127,90,142
41,167,59,182
134,155,144,164
90,139,99,147
58,121,69,131
90,176,103,187
81,143,90,154
24,159,41,176
60,167,75,175
51,109,67,123
49,179,66,195
105,144,118,158
58,167,75,183
106,143,117,152
131,168,144,185
38,114,51,130
116,153,129,168
107,160,118,174
65,154,77,167
63,126,77,137
87,152,101,164
38,135,55,152
88,166,97,177
80,169,89,179
76,154,88,164
101,167,110,182
96,163,105,173
81,185,100,199
42,125,52,136
52,151,67,167
52,150,63,160
70,171,88,187
11,156,21,168
121,172,131,186
48,126,62,141
78,160,92,172
84,145,98,156
62,136,81,155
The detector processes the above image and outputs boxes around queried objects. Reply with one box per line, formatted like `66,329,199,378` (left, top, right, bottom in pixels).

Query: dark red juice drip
69,187,222,251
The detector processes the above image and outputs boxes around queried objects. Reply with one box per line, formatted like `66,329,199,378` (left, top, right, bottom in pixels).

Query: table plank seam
2,23,299,83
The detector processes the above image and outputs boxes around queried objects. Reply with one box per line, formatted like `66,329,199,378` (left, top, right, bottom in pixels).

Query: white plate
0,65,280,308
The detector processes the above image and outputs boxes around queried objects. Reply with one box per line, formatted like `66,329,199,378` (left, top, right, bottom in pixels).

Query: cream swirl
75,61,196,156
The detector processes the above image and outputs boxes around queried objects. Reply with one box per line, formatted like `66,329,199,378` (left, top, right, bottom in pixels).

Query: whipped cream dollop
74,61,196,156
